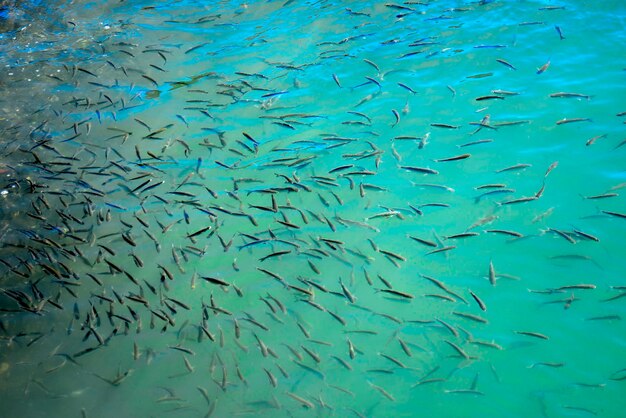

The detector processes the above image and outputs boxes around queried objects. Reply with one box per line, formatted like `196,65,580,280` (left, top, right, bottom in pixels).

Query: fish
377,289,414,299
407,235,438,247
259,250,291,262
555,284,596,291
488,261,496,286
475,95,504,101
453,311,488,324
263,368,277,388
585,134,607,146
430,123,459,129
459,139,493,148
496,58,516,70
399,165,439,175
426,246,456,256
201,276,230,287
1,5,623,418
367,381,395,401
363,58,380,73
285,391,314,409
445,232,479,240
466,72,493,79
436,318,459,337
434,153,470,162
340,279,357,303
556,117,591,125
332,74,342,88
444,340,470,360
514,331,549,340
444,389,485,395
397,82,417,94
391,109,400,127
364,76,381,89
469,290,487,311
485,229,523,238
549,92,589,99
603,210,626,219
496,163,531,173
536,59,550,74
546,228,577,244
554,25,565,40
499,196,538,205
544,161,559,178
571,229,599,242
584,192,617,199
467,214,498,230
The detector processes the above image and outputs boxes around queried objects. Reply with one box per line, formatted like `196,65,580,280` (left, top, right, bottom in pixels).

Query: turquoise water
1,1,625,417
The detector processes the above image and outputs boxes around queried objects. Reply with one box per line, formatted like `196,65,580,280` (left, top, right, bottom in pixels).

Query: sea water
0,1,625,417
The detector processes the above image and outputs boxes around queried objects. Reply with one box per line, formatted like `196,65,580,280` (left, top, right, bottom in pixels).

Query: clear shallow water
0,1,625,417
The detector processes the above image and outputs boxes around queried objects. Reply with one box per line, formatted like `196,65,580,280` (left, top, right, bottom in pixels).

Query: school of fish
0,1,625,417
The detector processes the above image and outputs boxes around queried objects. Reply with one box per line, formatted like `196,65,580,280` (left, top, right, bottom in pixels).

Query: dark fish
514,331,549,340
332,74,342,88
391,109,400,127
469,290,487,311
475,95,504,101
397,82,417,94
430,123,459,129
555,25,565,40
435,154,470,162
496,58,516,70
603,210,626,219
201,277,230,287
500,196,537,205
377,289,414,299
407,235,437,247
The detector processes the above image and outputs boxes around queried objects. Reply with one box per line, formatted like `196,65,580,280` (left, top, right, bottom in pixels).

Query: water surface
1,1,625,417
